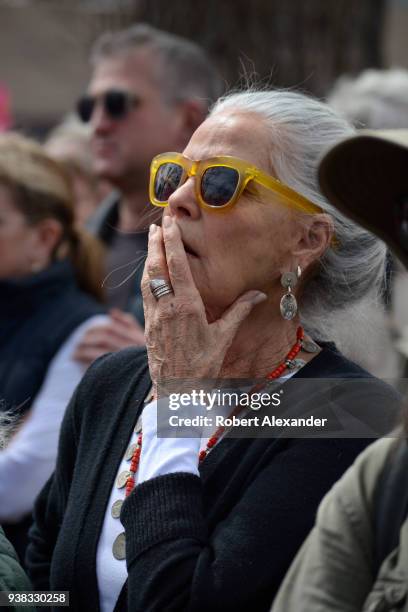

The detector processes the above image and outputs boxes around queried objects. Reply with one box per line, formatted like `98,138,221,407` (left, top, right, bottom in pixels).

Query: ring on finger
149,278,174,300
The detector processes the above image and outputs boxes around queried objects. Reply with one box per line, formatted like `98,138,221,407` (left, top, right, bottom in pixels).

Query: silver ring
149,278,174,300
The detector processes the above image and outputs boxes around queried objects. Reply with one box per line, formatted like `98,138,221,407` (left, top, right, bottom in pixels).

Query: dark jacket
0,259,104,417
26,346,400,612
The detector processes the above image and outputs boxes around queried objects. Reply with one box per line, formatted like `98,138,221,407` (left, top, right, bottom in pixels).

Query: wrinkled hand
141,215,267,394
73,308,145,365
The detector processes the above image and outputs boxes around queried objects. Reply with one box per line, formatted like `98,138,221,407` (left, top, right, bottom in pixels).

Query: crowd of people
1,21,408,612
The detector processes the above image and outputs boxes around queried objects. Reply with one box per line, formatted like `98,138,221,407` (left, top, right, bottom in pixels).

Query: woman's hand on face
141,215,267,391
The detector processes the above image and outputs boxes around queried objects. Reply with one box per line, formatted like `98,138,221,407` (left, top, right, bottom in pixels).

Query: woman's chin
189,270,233,320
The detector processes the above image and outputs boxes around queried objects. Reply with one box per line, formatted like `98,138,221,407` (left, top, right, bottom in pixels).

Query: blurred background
1,0,407,136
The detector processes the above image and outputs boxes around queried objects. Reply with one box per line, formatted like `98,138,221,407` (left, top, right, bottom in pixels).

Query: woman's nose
167,177,201,219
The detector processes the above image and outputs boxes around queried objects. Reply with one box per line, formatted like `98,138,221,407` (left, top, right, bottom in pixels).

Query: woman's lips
178,226,199,258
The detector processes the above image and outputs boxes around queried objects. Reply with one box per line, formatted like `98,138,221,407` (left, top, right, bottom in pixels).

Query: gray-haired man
74,24,222,364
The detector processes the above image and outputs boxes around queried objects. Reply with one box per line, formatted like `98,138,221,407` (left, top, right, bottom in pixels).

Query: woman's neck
219,298,310,379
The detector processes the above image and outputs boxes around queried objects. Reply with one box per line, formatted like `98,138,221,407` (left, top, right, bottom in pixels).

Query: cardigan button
112,532,126,560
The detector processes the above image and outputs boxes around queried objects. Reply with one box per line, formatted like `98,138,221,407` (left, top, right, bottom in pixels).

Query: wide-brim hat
318,130,408,268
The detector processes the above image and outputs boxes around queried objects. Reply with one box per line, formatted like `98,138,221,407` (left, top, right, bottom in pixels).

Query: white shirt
0,314,108,522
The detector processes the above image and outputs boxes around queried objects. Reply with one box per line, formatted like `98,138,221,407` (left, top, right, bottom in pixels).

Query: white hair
210,90,387,359
328,68,408,129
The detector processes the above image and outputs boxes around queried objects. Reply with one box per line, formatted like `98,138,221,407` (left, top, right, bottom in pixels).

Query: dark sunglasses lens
154,163,184,202
105,91,128,119
77,96,95,123
201,166,239,207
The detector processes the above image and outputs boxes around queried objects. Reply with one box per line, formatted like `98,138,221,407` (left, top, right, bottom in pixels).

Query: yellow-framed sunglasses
149,152,323,215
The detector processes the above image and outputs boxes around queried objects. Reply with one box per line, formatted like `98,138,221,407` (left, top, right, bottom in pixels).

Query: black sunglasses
76,89,139,123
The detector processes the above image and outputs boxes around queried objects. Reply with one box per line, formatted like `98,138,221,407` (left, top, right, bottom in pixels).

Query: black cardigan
26,346,400,612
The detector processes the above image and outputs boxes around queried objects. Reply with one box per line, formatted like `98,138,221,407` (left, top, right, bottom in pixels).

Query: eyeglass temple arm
252,171,323,215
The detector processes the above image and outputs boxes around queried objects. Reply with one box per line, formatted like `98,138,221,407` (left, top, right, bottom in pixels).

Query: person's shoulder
293,344,401,441
80,346,149,390
306,343,390,380
67,346,149,430
86,190,121,239
314,437,401,546
62,275,105,316
305,343,401,401
318,436,400,527
338,435,399,492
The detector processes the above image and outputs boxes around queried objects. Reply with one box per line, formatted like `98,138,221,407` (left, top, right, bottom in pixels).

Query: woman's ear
34,218,64,259
292,213,334,270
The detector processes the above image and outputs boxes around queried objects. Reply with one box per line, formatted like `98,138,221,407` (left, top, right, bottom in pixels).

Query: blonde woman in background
45,115,111,226
0,133,107,562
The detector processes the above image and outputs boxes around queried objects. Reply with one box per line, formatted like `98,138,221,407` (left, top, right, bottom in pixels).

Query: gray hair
0,405,19,449
210,90,387,358
328,69,408,129
91,24,223,109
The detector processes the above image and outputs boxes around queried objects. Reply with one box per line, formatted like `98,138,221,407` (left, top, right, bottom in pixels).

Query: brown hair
0,132,104,302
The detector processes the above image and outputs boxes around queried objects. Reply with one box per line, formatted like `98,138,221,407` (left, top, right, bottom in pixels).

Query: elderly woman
27,90,399,611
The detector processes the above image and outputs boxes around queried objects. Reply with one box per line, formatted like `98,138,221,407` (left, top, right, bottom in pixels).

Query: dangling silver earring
280,266,301,320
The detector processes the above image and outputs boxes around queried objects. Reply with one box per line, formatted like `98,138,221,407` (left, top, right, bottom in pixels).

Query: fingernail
248,291,267,305
163,215,172,228
149,223,157,235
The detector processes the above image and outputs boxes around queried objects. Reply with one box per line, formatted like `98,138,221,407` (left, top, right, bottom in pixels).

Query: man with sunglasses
74,24,222,364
